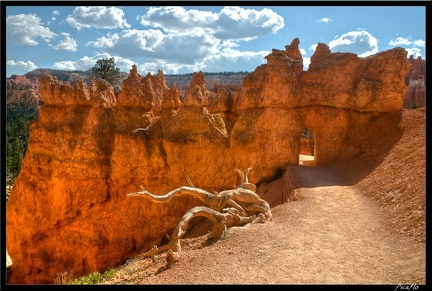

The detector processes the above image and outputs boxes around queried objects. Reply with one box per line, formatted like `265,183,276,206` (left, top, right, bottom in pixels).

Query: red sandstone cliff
6,38,411,284
405,55,426,83
403,56,426,108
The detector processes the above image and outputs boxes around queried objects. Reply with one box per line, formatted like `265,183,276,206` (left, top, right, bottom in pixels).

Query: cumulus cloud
309,43,318,52
53,33,78,51
329,30,378,57
88,6,284,66
53,48,268,76
52,53,134,72
197,48,268,73
7,60,37,71
136,48,268,75
87,29,165,57
405,47,422,59
52,10,60,15
413,39,426,47
221,40,239,48
138,62,193,75
317,18,332,23
389,36,425,48
6,14,57,45
213,6,284,39
138,6,284,40
154,33,220,64
139,6,217,32
87,28,220,64
389,37,411,46
51,43,299,76
303,57,311,70
52,60,76,71
66,6,130,30
389,36,425,59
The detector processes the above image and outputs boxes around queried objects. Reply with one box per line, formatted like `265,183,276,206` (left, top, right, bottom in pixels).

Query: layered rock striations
403,56,426,108
405,55,426,83
6,38,411,284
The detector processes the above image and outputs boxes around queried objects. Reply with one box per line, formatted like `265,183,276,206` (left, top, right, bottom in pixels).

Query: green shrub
68,269,116,285
408,102,420,109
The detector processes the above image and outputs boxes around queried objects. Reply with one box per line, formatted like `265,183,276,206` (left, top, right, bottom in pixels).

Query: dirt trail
104,164,425,285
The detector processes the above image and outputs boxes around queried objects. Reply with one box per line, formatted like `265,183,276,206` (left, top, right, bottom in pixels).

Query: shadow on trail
257,163,349,209
288,164,347,189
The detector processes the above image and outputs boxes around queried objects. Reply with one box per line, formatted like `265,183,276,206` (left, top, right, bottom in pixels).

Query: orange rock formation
6,38,411,284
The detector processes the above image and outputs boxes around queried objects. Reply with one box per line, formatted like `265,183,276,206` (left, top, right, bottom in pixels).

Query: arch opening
299,128,315,166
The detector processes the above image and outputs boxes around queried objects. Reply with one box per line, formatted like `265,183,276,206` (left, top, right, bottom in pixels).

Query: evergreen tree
92,57,121,87
5,98,39,183
9,137,23,179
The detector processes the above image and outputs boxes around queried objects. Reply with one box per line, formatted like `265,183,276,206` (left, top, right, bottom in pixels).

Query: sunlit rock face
6,38,411,284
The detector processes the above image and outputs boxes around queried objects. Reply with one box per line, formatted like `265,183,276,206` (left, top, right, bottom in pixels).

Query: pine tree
5,98,39,183
92,57,121,87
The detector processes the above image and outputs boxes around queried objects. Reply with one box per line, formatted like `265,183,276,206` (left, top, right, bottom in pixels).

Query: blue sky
5,4,426,77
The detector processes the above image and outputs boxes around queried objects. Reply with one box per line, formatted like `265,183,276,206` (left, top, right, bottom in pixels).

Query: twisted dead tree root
127,167,272,258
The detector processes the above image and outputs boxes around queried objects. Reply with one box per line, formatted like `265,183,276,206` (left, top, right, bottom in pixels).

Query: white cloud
413,39,426,47
215,7,284,39
300,48,306,55
139,6,217,32
138,6,284,40
303,57,311,70
52,53,134,73
87,6,284,68
317,18,332,23
6,14,57,45
405,47,422,59
7,60,37,71
136,50,268,75
155,33,220,64
69,6,285,75
115,58,136,72
54,55,103,71
221,40,239,48
389,37,425,48
66,6,130,30
87,29,164,56
52,60,76,70
52,10,60,15
87,28,220,64
389,37,411,46
138,62,191,75
127,48,268,75
329,30,378,57
388,36,425,59
53,33,78,52
197,49,268,73
309,44,318,52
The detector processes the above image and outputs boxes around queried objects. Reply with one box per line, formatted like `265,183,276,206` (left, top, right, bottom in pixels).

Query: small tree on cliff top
92,57,121,86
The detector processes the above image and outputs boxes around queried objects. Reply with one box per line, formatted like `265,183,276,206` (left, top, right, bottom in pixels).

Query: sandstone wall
403,56,426,108
6,38,411,283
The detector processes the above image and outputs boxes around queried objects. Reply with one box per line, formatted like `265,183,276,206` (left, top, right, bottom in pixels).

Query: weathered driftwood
127,167,272,253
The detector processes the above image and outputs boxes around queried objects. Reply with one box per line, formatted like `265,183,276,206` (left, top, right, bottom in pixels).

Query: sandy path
261,165,426,284
110,164,425,285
